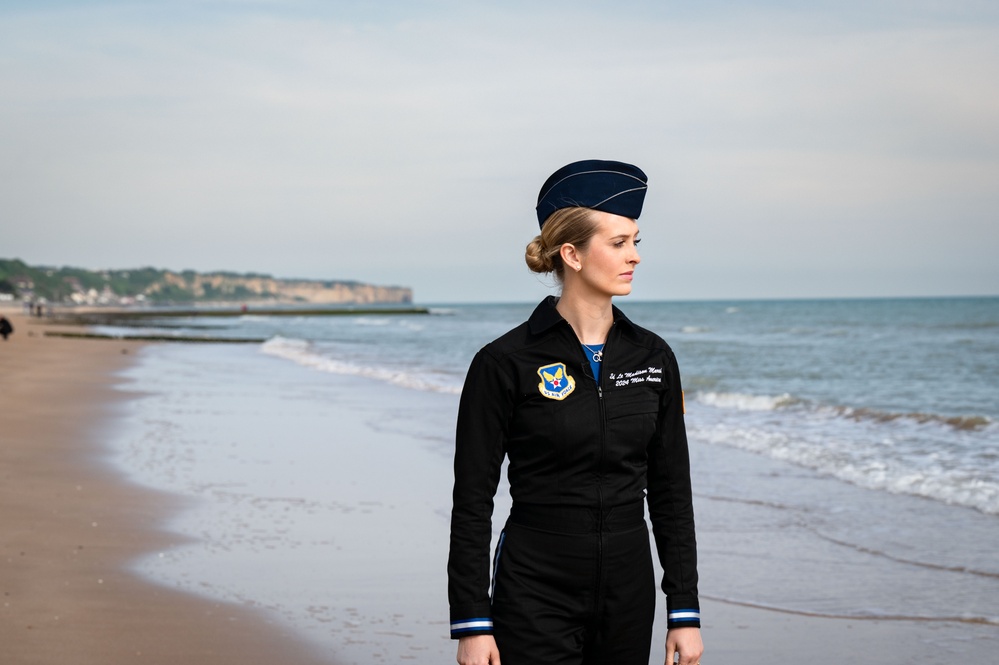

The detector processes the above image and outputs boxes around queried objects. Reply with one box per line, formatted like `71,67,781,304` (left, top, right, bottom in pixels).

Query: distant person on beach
0,316,12,340
448,160,703,665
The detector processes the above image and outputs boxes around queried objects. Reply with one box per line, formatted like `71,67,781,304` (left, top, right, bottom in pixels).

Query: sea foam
689,392,999,516
260,336,461,395
695,391,797,411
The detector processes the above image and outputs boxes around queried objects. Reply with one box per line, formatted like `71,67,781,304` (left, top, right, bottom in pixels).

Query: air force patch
537,362,575,400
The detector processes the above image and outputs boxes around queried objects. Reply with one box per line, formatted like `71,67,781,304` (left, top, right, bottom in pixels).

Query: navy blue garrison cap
536,159,648,228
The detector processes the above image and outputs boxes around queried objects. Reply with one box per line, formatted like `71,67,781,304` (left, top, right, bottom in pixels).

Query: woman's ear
560,243,581,272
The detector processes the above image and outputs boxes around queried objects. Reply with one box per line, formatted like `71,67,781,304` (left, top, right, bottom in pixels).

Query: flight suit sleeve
646,348,701,629
447,347,514,638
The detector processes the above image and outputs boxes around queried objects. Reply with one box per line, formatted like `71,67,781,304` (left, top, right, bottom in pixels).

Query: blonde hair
524,207,598,282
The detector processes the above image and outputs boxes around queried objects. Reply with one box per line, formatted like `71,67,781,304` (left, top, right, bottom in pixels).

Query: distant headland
0,258,413,306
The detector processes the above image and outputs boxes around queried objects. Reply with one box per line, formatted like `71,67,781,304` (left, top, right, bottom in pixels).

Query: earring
575,264,582,272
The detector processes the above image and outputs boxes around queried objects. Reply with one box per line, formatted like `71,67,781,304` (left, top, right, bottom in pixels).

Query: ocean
105,296,999,663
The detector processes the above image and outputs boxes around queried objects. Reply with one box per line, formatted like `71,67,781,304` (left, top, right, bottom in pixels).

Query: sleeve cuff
450,617,494,639
666,608,701,629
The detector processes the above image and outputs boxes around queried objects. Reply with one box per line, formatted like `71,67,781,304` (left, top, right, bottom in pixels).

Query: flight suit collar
527,295,638,337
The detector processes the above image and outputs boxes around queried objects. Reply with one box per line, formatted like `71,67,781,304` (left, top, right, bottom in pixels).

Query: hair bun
525,236,552,273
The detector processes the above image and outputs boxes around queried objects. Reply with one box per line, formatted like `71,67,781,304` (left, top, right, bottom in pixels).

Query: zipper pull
598,385,603,400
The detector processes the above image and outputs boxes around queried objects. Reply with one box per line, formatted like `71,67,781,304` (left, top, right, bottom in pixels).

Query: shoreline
0,312,335,665
105,330,999,665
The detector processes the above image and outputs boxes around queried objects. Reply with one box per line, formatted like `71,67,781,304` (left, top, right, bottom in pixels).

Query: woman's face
574,211,642,298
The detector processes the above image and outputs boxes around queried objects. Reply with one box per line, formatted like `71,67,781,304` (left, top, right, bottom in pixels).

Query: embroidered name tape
609,365,663,388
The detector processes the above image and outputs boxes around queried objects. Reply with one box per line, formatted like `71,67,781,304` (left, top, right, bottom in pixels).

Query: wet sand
0,312,334,665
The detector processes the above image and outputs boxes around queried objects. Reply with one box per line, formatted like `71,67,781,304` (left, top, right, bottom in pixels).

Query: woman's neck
555,289,614,345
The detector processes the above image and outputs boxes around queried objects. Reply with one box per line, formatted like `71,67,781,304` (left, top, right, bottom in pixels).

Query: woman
448,160,703,665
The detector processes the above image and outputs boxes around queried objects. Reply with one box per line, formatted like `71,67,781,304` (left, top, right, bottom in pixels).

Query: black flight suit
448,297,700,665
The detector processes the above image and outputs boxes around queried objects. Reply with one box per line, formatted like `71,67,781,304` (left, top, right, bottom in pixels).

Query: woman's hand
665,626,703,665
456,634,500,665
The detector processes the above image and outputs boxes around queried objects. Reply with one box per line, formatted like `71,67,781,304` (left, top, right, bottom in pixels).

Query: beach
3,301,998,664
0,311,333,665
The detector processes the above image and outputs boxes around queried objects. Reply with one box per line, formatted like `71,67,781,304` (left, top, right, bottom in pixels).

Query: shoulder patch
537,362,576,400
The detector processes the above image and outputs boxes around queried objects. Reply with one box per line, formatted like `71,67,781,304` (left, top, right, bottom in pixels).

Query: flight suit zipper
595,328,612,608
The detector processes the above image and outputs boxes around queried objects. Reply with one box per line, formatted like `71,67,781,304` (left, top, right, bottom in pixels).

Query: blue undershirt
582,344,604,383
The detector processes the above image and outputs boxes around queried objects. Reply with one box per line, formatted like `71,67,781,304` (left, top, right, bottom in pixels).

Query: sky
2,0,998,303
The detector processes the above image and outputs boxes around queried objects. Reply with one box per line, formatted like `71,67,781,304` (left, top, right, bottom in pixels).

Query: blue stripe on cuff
668,609,700,623
450,618,493,634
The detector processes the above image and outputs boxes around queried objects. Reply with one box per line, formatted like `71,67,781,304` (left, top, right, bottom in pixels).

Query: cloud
2,1,997,300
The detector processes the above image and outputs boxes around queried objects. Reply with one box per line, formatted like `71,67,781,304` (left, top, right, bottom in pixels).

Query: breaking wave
693,391,993,432
260,336,461,394
689,390,999,515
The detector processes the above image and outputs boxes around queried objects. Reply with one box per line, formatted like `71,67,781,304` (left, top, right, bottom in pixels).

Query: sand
0,312,334,665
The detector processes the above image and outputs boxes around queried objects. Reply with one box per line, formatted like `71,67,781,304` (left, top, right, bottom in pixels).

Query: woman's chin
613,284,634,297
